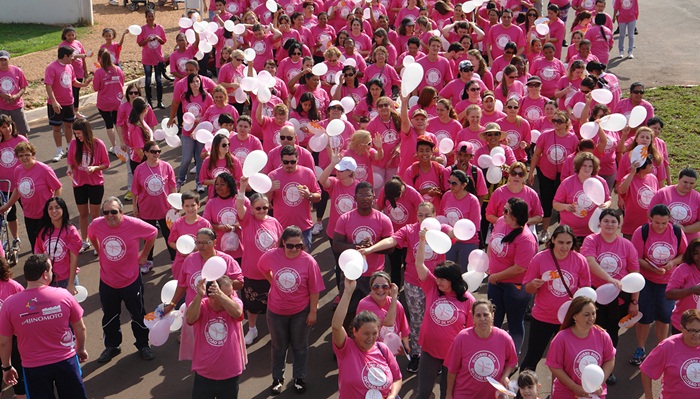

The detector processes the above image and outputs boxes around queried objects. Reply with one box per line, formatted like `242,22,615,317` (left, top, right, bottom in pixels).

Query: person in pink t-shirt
612,0,639,59
137,10,167,108
259,226,325,395
585,14,614,64
255,102,294,153
619,155,659,238
185,276,247,397
641,309,700,399
486,162,544,225
546,296,616,399
403,136,450,210
0,254,88,399
0,257,24,398
332,278,403,399
521,225,591,371
0,142,62,252
93,51,124,151
0,51,30,136
445,300,518,399
649,168,700,242
166,192,212,282
200,134,242,199
666,239,700,334
228,115,264,165
357,272,410,351
616,126,665,187
415,37,454,93
88,197,158,362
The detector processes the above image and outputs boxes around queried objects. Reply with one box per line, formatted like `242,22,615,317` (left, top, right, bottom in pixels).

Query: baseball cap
526,76,542,85
412,109,428,119
335,157,357,172
459,60,473,71
0,51,9,60
416,135,435,148
457,141,474,155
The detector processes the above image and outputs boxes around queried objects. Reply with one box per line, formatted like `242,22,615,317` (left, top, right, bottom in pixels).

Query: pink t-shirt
650,186,700,242
137,24,166,66
0,279,22,306
440,79,483,107
14,161,62,219
403,161,450,209
620,173,659,236
277,56,304,82
546,327,615,399
173,75,217,102
474,145,517,179
581,234,640,288
258,248,324,315
244,31,276,71
616,150,667,186
614,98,654,127
667,263,700,331
333,337,401,399
0,135,28,191
127,124,152,162
132,161,176,220
239,212,283,280
496,117,531,162
614,0,639,23
529,57,566,98
0,286,83,368
480,110,508,126
376,184,422,231
116,101,157,132
335,210,394,277
178,251,243,305
631,223,689,285
554,175,611,237
181,93,214,136
67,138,110,187
217,61,245,99
419,271,475,359
199,156,243,199
268,165,321,231
0,65,28,110
640,334,700,398
488,218,538,284
523,249,591,325
260,116,294,153
494,81,526,104
456,127,487,153
201,104,240,131
59,40,86,79
518,96,548,126
366,115,399,169
486,24,526,59
325,177,359,239
203,195,249,259
169,46,196,82
228,133,263,165
88,216,158,288
189,296,247,380
585,26,614,64
357,296,410,339
35,224,82,282
167,216,211,277
100,42,122,65
486,185,544,221
93,66,125,111
534,130,580,180
416,55,454,92
44,60,75,106
445,327,518,398
363,63,401,90
439,191,481,244
394,222,450,286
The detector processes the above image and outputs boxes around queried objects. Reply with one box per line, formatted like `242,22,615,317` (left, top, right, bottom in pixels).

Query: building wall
0,0,93,26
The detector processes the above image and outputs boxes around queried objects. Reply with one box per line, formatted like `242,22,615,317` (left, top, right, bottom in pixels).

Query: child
515,370,541,399
59,26,89,118
99,27,128,67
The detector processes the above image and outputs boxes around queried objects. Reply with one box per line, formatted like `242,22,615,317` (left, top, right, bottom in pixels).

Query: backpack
640,223,682,254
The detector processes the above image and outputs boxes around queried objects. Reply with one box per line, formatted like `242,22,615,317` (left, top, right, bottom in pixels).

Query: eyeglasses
102,209,119,215
285,243,304,250
485,132,500,137
506,105,519,109
377,103,390,108
449,181,460,186
280,135,294,141
195,240,213,245
510,171,525,177
149,149,161,154
631,90,645,95
128,91,139,95
371,284,389,290
461,68,474,72
292,52,302,56
282,159,297,164
503,208,510,214
235,58,244,62
469,87,481,92
220,143,229,147
254,206,270,211
684,326,700,335
551,119,565,124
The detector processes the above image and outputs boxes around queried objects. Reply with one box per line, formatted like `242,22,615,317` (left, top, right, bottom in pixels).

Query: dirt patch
13,1,189,109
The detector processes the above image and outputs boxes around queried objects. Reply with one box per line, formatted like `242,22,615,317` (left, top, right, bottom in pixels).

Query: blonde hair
349,130,371,152
324,46,342,60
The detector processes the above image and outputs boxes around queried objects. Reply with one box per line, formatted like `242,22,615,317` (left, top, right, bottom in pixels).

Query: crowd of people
1,0,700,398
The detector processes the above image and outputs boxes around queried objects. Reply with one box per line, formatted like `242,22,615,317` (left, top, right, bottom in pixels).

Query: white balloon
240,77,258,92
621,273,645,293
591,89,613,105
206,32,218,45
185,29,196,44
461,1,477,13
495,70,503,82
168,311,183,332
530,129,541,144
574,286,598,302
312,63,328,76
486,167,502,184
176,235,196,255
202,256,227,281
314,166,324,178
199,41,213,53
74,285,88,303
420,217,441,231
582,364,605,394
489,146,505,157
180,18,194,29
165,135,182,148
491,153,506,167
628,105,648,128
343,260,363,280
128,25,142,35
326,119,345,137
193,21,207,34
596,283,620,305
535,23,549,35
182,112,195,124
402,55,415,67
373,173,384,189
249,173,273,193
153,129,166,141
462,271,485,292
362,8,371,20
339,249,364,269
478,155,493,168
426,230,452,254
205,139,213,152
598,113,627,131
408,96,419,108
243,48,256,62
266,0,278,11
343,58,357,68
629,144,648,165
438,138,454,154
215,128,229,137
495,99,504,112
580,122,599,140
309,133,329,152
257,86,272,103
161,280,179,304
588,207,603,234
149,319,171,346
234,88,248,103
453,219,476,241
340,96,356,113
167,193,183,210
583,178,605,206
557,300,572,324
195,129,214,144
182,121,194,132
572,102,586,119
233,24,246,35
207,21,219,33
467,249,489,273
242,150,268,177
224,20,235,32
400,63,423,97
194,50,205,60
383,333,402,354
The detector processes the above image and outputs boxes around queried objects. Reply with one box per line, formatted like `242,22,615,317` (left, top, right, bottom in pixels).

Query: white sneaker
627,53,634,59
189,166,196,174
108,0,119,5
196,184,206,193
52,148,64,162
244,327,258,345
311,222,323,235
140,261,154,274
617,52,624,59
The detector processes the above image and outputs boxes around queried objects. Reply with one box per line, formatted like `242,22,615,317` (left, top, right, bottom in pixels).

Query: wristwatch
2,365,12,372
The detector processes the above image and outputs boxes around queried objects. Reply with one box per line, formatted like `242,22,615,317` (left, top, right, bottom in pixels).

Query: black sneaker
294,379,307,394
140,346,156,361
606,373,617,385
406,355,420,373
97,347,121,363
271,378,284,395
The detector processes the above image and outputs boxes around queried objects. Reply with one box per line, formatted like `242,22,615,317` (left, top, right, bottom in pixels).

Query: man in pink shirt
0,254,88,399
268,145,321,250
416,36,454,93
545,4,567,59
613,82,654,126
45,46,92,162
0,51,30,136
88,196,158,363
485,9,525,63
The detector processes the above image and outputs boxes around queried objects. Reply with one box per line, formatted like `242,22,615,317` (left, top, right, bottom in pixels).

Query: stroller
124,0,156,12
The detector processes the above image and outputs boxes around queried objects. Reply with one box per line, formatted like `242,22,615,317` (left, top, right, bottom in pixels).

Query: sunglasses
580,89,591,94
372,284,389,290
285,243,304,250
235,58,244,62
221,143,229,147
128,91,139,95
551,119,565,124
485,132,500,137
631,90,645,95
507,75,518,79
527,13,537,17
149,149,161,154
103,209,119,215
280,135,294,141
527,83,541,87
344,73,354,77
506,105,519,109
377,103,390,108
330,106,344,111
510,171,525,177
254,206,270,211
195,240,213,245
292,52,302,56
282,159,297,165
505,51,515,55
449,180,461,186
461,68,474,72
469,87,481,92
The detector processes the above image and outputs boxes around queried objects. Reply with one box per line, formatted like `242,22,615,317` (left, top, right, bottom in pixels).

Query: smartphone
205,281,213,296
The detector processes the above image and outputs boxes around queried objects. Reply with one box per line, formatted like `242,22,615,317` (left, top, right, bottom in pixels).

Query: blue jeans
446,242,477,273
618,20,637,53
178,135,204,185
143,64,163,102
23,355,86,399
267,307,311,380
302,228,312,253
488,282,532,354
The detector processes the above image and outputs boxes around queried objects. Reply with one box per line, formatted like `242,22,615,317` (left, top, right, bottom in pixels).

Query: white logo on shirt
0,148,17,168
205,317,228,346
637,186,655,209
444,207,463,227
549,269,575,297
145,175,164,196
381,129,398,145
425,68,441,86
680,358,700,388
525,106,541,121
45,238,67,262
352,226,375,245
0,77,16,93
275,267,300,293
429,298,459,326
255,228,276,252
217,208,237,225
491,233,507,257
186,103,203,117
506,130,520,148
496,34,510,49
546,144,566,164
59,330,75,348
18,177,34,198
574,350,602,379
253,41,266,54
60,71,72,89
541,67,556,80
362,362,391,390
335,194,355,214
387,204,408,224
102,236,126,261
233,147,249,164
598,252,622,277
355,165,368,180
282,183,303,206
669,202,692,224
649,242,673,265
469,350,499,381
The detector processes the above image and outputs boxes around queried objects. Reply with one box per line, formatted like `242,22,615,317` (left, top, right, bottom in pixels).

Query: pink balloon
202,256,227,281
149,319,171,346
384,332,402,354
453,219,476,241
491,153,506,167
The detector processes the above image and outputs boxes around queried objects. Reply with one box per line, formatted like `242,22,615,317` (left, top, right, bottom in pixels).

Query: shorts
0,108,30,136
98,109,118,129
242,278,270,314
638,280,674,324
73,184,105,206
47,103,76,126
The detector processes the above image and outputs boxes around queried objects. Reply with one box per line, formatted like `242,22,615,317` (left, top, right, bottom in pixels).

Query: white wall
0,0,93,26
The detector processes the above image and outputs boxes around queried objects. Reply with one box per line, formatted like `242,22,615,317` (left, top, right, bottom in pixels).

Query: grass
645,85,700,188
0,23,92,57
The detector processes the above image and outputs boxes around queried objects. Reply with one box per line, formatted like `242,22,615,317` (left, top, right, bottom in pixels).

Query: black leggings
595,291,631,347
143,218,176,261
387,247,407,289
520,317,560,371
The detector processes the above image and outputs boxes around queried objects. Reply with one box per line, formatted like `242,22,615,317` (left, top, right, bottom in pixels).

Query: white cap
334,157,357,172
328,100,344,112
